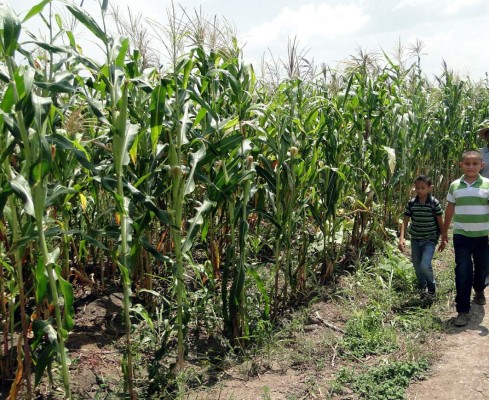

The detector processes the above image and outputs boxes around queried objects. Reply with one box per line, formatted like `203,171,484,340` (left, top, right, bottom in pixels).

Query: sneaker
426,291,436,304
473,291,486,305
454,312,469,327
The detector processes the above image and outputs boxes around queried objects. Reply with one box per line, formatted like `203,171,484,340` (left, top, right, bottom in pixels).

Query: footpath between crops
406,299,489,400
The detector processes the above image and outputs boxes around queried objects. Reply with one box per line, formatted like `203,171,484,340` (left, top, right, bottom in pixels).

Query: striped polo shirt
446,174,489,237
404,194,443,241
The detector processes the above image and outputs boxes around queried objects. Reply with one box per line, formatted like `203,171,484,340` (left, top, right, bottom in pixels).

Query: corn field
0,1,488,399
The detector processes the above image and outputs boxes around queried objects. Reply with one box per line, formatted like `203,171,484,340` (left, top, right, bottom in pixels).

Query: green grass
334,359,429,400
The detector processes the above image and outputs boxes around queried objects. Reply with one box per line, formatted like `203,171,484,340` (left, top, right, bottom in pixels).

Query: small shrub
340,307,398,358
336,359,429,399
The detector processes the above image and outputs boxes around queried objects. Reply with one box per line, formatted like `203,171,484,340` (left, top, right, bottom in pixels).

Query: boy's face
460,155,484,180
414,181,432,198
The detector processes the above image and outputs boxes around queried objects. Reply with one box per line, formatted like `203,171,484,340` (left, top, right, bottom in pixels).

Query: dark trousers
453,234,489,313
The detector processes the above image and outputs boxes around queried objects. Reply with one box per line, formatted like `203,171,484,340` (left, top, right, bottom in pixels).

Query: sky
12,0,489,81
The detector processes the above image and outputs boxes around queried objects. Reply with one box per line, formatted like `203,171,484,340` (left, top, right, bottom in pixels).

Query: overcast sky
13,0,489,81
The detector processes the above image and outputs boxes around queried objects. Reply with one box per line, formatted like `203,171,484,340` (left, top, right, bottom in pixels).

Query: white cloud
243,3,370,48
393,0,485,16
443,0,483,14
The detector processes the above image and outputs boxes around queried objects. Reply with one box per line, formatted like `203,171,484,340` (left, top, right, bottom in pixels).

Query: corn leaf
9,174,35,217
22,0,51,22
66,4,108,44
182,199,216,253
0,2,21,57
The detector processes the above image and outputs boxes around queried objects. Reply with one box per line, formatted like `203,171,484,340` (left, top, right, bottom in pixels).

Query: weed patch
334,359,429,399
340,308,398,358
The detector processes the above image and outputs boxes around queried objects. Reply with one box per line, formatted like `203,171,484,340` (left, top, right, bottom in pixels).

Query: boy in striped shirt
399,175,444,302
442,150,489,327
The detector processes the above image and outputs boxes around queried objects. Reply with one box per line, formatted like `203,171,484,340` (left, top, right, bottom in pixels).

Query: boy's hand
438,240,446,252
398,239,405,252
438,233,448,252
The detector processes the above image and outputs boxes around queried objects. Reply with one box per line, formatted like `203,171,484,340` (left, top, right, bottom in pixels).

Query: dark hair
414,175,432,186
461,150,483,161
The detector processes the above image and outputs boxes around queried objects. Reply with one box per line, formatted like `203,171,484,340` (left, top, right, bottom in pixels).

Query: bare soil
34,290,126,399
187,299,348,400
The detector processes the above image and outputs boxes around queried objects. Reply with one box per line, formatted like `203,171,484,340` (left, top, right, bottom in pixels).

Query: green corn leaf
117,259,131,285
55,13,62,30
131,304,154,330
84,96,110,126
66,4,108,44
184,145,206,195
182,199,216,253
125,181,173,226
247,267,270,318
57,266,75,331
179,100,190,146
66,30,76,49
139,236,172,263
113,122,138,174
47,133,95,172
0,139,15,164
9,173,35,217
31,41,72,54
0,64,9,82
110,36,129,68
34,342,55,387
0,2,21,57
193,107,207,127
22,0,51,22
31,93,52,124
46,248,60,266
22,67,35,98
0,181,12,217
101,0,109,14
35,257,49,304
35,77,77,93
150,84,168,152
199,132,242,166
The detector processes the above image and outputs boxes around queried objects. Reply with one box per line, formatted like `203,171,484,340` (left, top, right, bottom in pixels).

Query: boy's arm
398,215,410,252
440,202,455,250
436,214,445,251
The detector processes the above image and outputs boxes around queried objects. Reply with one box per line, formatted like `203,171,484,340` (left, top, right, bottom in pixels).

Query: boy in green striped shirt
442,150,489,327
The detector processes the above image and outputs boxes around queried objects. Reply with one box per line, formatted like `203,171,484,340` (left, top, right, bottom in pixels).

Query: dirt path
407,301,489,400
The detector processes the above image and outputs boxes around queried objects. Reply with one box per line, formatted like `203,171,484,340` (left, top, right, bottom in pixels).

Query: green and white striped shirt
447,174,489,237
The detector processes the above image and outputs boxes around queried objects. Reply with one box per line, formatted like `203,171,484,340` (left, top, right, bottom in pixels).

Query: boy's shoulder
449,175,489,190
476,175,489,188
408,195,439,204
407,195,439,209
449,176,464,186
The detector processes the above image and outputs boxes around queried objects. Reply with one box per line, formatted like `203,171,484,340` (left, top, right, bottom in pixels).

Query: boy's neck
417,194,429,203
463,175,478,184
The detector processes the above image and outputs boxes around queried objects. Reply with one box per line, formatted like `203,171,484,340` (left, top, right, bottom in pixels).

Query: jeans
453,234,489,313
411,239,436,293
